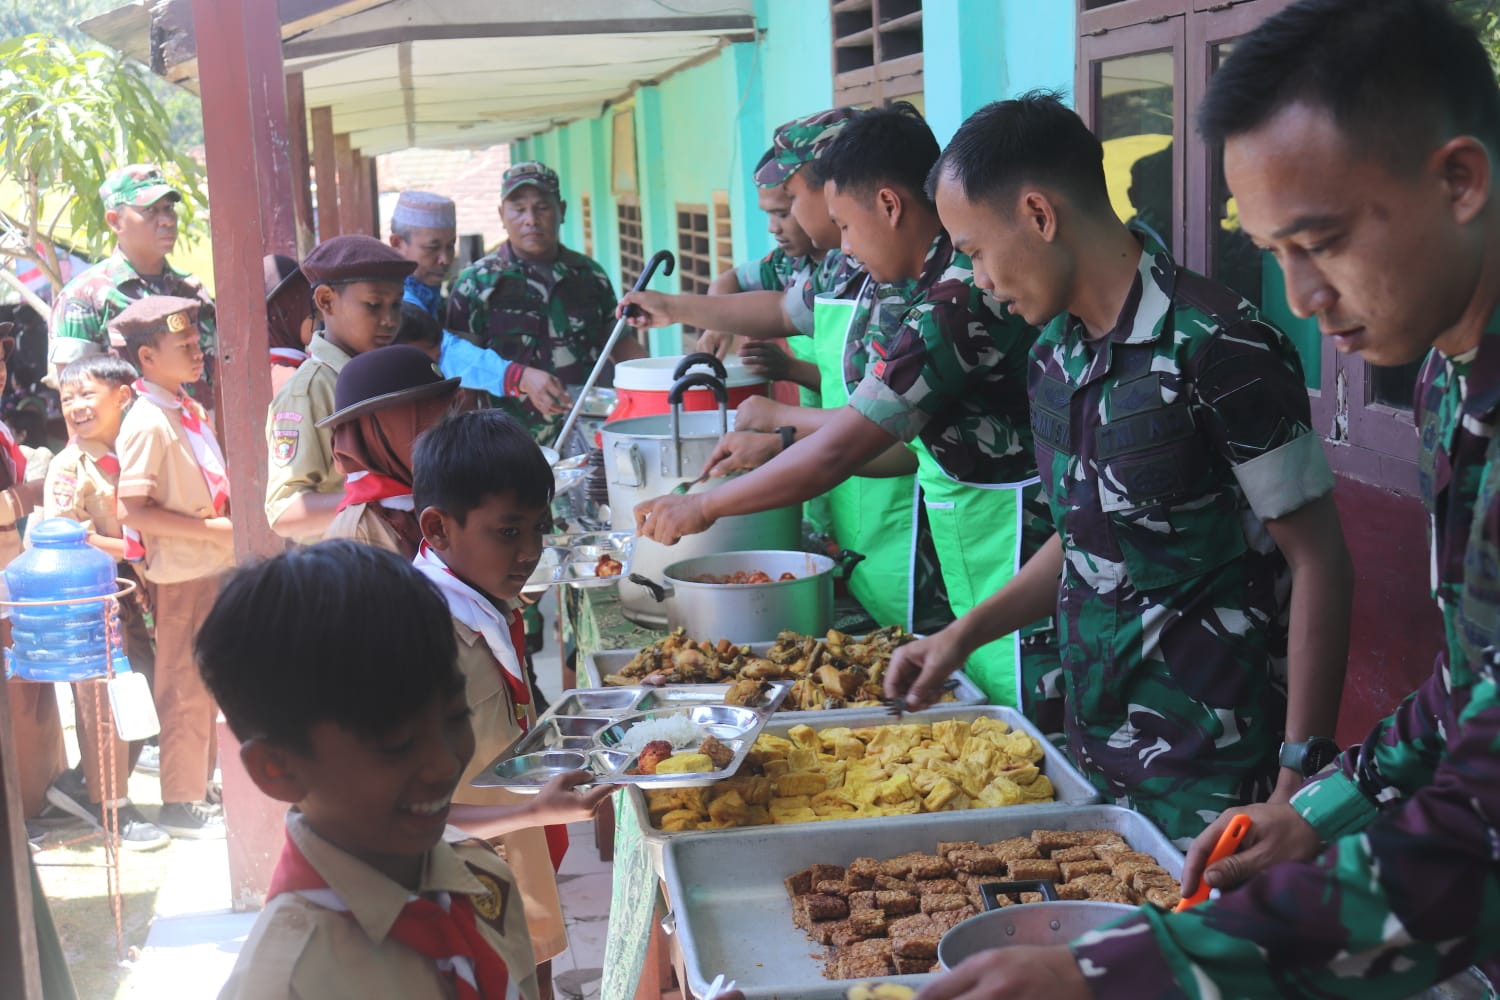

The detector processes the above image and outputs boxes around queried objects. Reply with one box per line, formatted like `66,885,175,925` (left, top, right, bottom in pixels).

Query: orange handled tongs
1174,813,1253,912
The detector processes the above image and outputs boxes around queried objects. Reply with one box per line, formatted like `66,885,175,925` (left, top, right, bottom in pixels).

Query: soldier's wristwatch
776,425,797,451
1278,737,1340,777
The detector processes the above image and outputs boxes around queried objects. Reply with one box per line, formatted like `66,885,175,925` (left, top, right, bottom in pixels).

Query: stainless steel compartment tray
521,531,635,594
584,640,987,714
624,705,1103,875
663,803,1181,1000
472,681,791,791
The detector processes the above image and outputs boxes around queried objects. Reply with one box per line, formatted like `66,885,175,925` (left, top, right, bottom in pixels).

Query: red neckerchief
131,379,230,514
269,347,307,368
89,446,145,562
338,469,413,512
266,829,513,1000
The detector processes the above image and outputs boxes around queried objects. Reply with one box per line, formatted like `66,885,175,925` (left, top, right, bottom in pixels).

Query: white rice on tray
615,714,703,753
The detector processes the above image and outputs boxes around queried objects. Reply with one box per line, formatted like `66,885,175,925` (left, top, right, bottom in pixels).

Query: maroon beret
301,235,415,287
107,295,201,347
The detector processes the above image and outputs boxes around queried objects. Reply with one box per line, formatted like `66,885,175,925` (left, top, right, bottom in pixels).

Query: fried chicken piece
724,678,768,706
698,734,736,769
594,553,623,577
779,571,797,581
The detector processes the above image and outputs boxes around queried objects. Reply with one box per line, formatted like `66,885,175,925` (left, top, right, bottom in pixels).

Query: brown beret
107,295,201,348
301,234,415,287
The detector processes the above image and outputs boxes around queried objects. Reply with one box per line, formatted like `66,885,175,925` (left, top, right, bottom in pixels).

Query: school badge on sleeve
468,869,510,928
272,429,298,466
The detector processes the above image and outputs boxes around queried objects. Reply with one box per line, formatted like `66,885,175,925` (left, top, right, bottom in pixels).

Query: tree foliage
0,34,207,303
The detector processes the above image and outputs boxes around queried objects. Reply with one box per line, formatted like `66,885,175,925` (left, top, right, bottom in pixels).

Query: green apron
910,441,1041,708
814,287,921,629
784,332,832,535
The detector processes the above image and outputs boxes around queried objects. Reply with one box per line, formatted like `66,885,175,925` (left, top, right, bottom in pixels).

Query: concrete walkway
118,591,613,999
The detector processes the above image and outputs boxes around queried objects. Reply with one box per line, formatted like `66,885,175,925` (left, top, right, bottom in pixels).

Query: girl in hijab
264,254,316,395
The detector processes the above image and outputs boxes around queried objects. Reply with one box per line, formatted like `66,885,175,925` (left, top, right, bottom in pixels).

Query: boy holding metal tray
412,408,615,997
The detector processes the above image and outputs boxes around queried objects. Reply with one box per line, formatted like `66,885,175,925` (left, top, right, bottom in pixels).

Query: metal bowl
488,750,589,788
937,902,1136,969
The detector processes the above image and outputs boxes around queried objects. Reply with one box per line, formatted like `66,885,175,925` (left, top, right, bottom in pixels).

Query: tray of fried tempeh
471,680,792,792
584,626,987,715
662,803,1182,1000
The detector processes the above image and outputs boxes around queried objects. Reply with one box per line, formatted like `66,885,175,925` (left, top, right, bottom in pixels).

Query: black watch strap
776,425,796,451
1279,737,1340,777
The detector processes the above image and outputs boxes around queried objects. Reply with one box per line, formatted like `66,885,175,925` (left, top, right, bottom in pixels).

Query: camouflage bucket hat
501,161,561,200
754,107,859,188
100,164,181,212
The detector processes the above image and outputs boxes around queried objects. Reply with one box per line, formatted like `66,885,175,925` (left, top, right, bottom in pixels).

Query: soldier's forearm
1268,495,1353,749
950,533,1064,656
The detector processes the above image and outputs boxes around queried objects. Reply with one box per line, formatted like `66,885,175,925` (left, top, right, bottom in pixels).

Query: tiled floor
119,591,614,999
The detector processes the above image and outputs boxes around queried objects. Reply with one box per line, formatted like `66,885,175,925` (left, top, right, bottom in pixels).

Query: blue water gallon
5,518,127,681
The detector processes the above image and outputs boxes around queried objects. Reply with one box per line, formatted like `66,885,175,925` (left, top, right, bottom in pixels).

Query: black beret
301,235,415,287
317,344,459,428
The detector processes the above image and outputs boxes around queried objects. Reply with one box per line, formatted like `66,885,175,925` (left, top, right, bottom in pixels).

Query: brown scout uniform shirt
44,438,123,537
219,811,540,1000
264,334,352,534
325,503,406,555
116,388,234,584
451,621,568,964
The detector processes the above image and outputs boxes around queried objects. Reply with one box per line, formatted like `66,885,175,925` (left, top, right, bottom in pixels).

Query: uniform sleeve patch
50,475,77,511
272,429,299,466
274,410,303,423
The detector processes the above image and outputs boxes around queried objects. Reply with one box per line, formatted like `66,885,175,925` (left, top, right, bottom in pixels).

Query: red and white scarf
266,831,517,1000
0,420,26,489
269,347,307,368
90,448,145,563
412,543,530,721
132,379,230,514
339,469,415,513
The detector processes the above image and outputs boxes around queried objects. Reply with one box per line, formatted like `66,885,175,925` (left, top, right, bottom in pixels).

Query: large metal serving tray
584,641,988,715
663,803,1182,1000
626,705,1102,874
472,681,790,792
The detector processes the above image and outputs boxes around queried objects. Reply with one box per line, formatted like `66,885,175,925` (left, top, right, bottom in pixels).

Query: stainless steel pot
628,550,834,643
602,373,801,625
937,901,1135,969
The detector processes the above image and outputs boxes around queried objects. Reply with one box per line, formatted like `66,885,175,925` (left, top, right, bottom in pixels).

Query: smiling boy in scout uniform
112,295,235,839
200,541,541,1000
888,93,1353,847
263,235,415,542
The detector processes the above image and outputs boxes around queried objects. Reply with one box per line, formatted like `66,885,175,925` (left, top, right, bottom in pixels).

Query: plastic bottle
5,518,128,681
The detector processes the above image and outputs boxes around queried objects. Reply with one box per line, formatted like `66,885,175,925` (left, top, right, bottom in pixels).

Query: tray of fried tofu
582,627,988,714
662,803,1182,1000
471,680,792,791
624,705,1102,875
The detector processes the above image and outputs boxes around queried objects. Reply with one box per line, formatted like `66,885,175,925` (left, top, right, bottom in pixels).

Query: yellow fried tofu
1000,762,1040,786
655,752,714,774
819,727,853,751
775,772,829,797
1018,775,1055,801
924,777,965,812
788,748,820,772
730,775,774,805
878,772,918,805
847,776,883,806
970,717,1011,738
834,737,867,761
910,768,942,796
770,795,812,812
754,733,794,755
770,806,819,824
659,809,701,831
1002,732,1045,762
977,777,1023,808
763,758,791,779
810,790,860,817
787,724,820,750
707,790,750,825
932,719,971,759
875,799,921,816
823,760,849,789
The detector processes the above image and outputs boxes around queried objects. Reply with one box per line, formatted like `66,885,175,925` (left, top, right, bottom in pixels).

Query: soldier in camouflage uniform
891,94,1352,848
49,164,215,377
445,161,643,445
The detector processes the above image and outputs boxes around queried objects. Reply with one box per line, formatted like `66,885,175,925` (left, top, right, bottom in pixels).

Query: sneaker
45,770,170,851
156,800,226,840
136,742,161,775
205,781,223,807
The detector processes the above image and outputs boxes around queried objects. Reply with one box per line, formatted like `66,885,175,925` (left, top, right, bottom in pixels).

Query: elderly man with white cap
389,189,570,410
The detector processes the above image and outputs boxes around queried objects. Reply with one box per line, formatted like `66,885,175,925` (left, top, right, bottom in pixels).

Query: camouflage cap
106,295,200,348
100,164,181,212
501,161,561,200
754,108,859,188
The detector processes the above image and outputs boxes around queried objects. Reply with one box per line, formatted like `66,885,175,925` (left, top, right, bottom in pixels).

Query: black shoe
45,770,169,851
156,800,225,840
205,781,223,807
